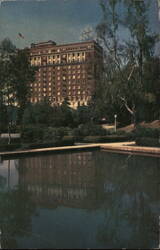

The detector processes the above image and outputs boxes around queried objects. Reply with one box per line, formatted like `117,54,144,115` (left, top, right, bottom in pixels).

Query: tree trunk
8,123,11,145
132,110,137,129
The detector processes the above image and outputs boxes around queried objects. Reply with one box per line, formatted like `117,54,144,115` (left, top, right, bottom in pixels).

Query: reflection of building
18,151,103,208
29,40,103,108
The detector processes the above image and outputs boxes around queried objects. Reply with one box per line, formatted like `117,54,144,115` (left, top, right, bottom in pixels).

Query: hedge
134,126,160,138
0,138,21,144
21,136,75,150
83,135,132,143
136,137,160,147
0,144,21,152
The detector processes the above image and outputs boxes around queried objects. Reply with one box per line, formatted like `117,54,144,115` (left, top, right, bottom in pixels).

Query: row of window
37,69,87,76
38,65,86,72
31,59,86,66
31,52,85,61
30,45,93,56
30,95,89,103
30,79,88,88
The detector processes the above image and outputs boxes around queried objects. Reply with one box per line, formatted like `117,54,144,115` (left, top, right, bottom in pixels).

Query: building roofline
30,40,102,50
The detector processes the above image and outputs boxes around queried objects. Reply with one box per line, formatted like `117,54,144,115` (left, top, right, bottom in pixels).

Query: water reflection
0,163,36,249
0,151,159,249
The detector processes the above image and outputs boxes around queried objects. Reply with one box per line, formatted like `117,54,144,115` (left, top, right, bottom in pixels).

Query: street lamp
114,114,117,132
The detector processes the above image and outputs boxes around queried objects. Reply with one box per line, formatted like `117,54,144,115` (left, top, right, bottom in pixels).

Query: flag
18,33,24,39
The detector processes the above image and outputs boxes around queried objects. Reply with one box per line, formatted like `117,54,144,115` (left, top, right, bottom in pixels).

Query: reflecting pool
0,151,159,249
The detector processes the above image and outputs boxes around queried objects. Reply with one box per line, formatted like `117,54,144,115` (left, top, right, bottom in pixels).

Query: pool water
0,151,159,249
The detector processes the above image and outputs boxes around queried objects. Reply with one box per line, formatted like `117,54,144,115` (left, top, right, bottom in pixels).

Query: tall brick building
29,40,103,108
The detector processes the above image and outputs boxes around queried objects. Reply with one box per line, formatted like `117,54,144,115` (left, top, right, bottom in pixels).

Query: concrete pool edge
100,142,160,157
0,141,160,158
0,144,100,158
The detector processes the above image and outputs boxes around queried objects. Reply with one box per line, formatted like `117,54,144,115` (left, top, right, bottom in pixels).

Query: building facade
29,40,103,108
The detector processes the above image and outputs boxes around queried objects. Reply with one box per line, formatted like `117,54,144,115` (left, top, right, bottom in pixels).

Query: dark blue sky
0,0,159,49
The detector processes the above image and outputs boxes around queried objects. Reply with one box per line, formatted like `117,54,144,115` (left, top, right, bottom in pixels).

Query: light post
114,114,117,133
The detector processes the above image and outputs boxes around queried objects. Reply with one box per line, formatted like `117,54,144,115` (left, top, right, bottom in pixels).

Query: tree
22,99,54,127
10,48,36,123
95,0,158,126
53,98,74,127
0,38,17,142
73,105,91,125
0,38,37,138
143,57,160,121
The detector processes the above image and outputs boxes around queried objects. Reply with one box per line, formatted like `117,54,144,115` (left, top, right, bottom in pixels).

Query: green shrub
21,126,72,144
21,137,75,150
134,126,160,138
136,137,160,147
21,125,44,143
115,130,127,136
21,142,57,150
72,123,107,137
0,137,21,145
43,127,71,142
0,144,21,151
61,136,75,146
83,135,131,143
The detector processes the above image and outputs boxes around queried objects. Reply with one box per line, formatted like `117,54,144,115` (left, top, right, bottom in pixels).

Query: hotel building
29,40,103,108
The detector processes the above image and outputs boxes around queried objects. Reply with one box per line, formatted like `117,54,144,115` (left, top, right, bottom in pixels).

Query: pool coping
100,142,160,157
0,141,160,158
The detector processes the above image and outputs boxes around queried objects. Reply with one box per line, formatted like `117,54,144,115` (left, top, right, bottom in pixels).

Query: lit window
73,75,76,79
